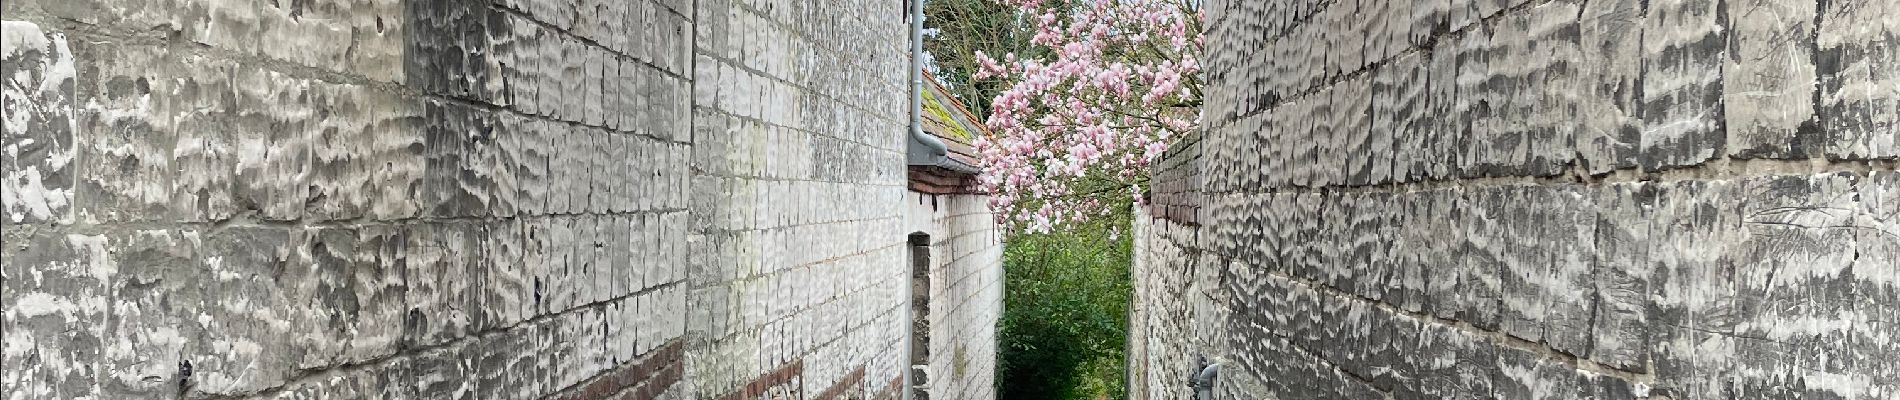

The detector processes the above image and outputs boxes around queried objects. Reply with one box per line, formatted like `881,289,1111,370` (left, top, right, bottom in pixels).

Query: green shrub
997,210,1132,400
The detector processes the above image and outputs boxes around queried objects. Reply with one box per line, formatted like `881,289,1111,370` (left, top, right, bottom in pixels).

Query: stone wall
1132,0,1899,398
902,192,1003,400
2,0,939,399
685,0,915,398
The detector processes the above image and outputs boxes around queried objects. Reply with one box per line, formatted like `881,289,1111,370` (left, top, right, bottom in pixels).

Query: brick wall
1132,0,1899,398
1,0,939,399
902,192,1002,400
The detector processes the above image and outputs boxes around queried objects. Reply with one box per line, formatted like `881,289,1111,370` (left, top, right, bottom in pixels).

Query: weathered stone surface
1136,1,1900,398
73,42,178,223
1639,0,1727,171
230,69,315,221
2,231,111,399
1817,0,1900,160
1725,0,1822,159
1857,171,1900,399
7,0,983,398
2,21,77,225
1575,0,1644,174
9,0,404,83
1587,182,1654,372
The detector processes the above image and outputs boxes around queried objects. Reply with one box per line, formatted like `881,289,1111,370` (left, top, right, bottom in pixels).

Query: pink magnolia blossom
971,0,1203,232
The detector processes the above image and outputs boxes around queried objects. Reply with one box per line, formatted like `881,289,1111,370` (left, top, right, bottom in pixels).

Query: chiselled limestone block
408,339,480,398
1857,171,1900,397
1423,40,1464,181
231,68,316,221
1575,0,1644,174
191,227,303,396
307,86,418,221
2,231,112,399
263,357,409,399
535,216,582,314
1388,188,1436,313
403,223,482,348
1588,182,1655,372
621,60,656,136
558,40,588,125
1407,0,1447,47
1640,0,1727,171
1276,192,1324,285
583,49,607,129
1522,2,1581,178
1226,287,1388,399
1725,0,1822,158
1363,0,1407,67
1646,178,1746,399
93,230,200,397
1818,0,1900,160
485,221,531,327
1333,77,1379,186
1490,344,1638,400
420,100,503,218
495,11,542,115
583,130,614,215
1448,27,1493,179
73,42,177,223
165,58,242,223
15,0,403,83
1456,187,1505,331
1470,12,1532,177
2,21,77,225
514,118,555,216
541,123,576,214
474,116,522,219
1376,53,1428,183
1280,100,1318,188
1494,186,1594,357
633,213,661,293
288,227,407,369
404,0,492,101
1694,173,1873,399
1649,173,1869,398
1418,188,1468,322
1323,2,1365,77
1411,323,1499,399
1448,0,1512,33
1342,192,1398,302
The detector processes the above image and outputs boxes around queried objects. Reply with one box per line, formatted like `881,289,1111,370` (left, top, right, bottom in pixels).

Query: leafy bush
997,209,1132,400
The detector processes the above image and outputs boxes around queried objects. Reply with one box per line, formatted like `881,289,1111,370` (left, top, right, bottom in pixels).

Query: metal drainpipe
905,0,979,176
909,0,944,160
904,0,923,398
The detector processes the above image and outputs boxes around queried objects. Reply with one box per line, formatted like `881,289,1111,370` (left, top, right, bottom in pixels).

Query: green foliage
924,0,1043,116
996,204,1132,400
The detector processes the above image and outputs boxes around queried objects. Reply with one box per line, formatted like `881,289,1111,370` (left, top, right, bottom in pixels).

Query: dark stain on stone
176,359,193,396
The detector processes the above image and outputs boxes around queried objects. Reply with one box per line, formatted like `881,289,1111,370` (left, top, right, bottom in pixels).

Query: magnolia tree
970,0,1202,233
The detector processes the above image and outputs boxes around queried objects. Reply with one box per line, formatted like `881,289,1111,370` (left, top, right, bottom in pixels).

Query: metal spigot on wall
1190,356,1220,400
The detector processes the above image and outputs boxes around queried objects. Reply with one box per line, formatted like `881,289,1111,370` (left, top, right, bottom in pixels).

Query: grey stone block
1639,0,1727,171
1575,0,1644,174
402,223,479,348
3,230,110,399
230,69,316,221
1817,0,1900,160
2,22,78,225
74,42,178,223
191,227,301,396
1855,171,1900,397
1587,182,1655,372
1725,0,1823,159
